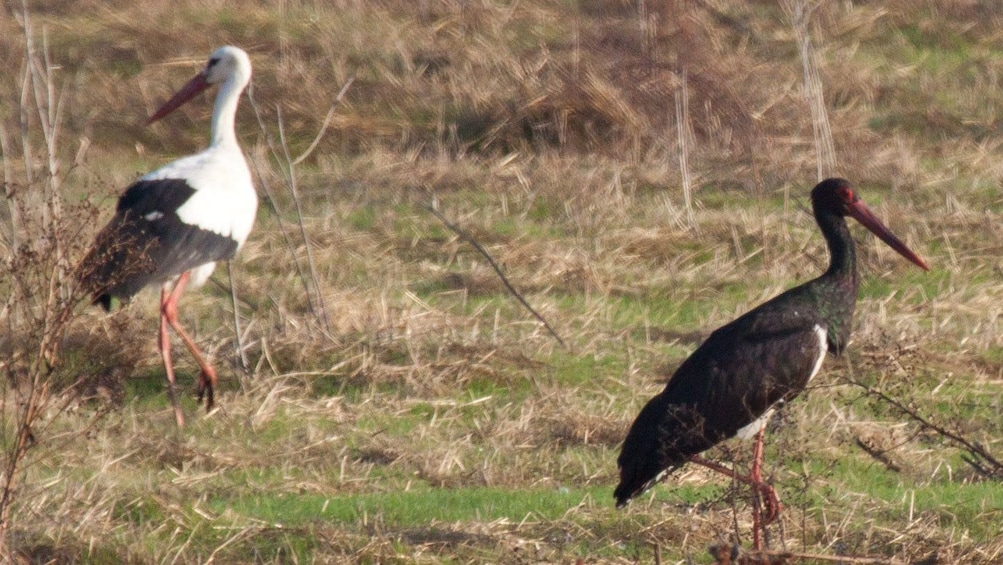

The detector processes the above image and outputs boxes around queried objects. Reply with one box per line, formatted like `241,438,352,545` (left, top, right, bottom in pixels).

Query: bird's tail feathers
614,464,675,508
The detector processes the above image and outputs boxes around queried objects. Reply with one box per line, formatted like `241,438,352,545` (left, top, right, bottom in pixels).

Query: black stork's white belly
733,323,828,440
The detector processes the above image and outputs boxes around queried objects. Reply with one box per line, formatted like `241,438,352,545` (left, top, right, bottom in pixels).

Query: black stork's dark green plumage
614,178,928,546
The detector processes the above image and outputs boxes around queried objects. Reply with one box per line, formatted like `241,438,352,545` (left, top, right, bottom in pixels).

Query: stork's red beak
146,72,211,125
847,200,930,271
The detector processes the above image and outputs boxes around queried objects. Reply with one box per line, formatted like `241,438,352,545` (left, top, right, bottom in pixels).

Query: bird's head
811,178,929,271
146,46,252,125
202,46,252,87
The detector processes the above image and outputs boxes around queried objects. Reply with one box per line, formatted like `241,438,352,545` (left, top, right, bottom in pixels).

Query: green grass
858,268,947,302
346,206,377,231
814,458,1003,539
212,486,598,526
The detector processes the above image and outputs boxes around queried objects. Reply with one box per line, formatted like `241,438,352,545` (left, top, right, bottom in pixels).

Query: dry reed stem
675,69,697,231
784,0,837,181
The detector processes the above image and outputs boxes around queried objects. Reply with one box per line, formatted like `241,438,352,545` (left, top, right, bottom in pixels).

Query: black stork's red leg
748,425,780,548
689,452,780,550
614,178,929,550
749,426,770,547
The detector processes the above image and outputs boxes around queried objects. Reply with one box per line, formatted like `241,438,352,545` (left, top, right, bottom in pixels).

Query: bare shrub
0,9,119,557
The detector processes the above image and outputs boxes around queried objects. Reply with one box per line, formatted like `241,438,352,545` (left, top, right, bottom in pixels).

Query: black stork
614,178,928,548
79,46,257,428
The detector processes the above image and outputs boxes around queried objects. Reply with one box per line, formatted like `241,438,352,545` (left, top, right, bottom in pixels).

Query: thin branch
849,379,1003,479
423,202,567,349
853,436,902,473
246,76,354,336
276,105,331,332
292,76,354,166
246,86,321,324
246,150,317,315
227,261,250,378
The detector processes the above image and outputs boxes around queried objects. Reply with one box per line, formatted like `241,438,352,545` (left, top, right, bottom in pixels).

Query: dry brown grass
3,0,1003,562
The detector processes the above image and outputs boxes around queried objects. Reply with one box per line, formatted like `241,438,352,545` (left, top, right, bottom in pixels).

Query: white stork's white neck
209,71,248,149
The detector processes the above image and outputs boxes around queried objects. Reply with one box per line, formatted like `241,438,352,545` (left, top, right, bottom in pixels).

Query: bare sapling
247,77,355,339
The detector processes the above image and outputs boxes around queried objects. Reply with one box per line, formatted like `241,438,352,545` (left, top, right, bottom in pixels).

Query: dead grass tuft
543,410,628,449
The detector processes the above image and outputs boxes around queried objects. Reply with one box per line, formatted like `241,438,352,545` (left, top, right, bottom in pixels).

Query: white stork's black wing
80,178,239,309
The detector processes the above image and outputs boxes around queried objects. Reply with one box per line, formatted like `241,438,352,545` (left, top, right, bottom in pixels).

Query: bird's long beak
146,72,211,125
848,200,930,271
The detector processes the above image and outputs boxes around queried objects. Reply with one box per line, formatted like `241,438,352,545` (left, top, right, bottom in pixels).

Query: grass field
2,0,1003,562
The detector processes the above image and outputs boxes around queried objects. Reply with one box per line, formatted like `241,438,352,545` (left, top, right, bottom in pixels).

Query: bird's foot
751,483,782,551
760,484,783,525
196,369,216,412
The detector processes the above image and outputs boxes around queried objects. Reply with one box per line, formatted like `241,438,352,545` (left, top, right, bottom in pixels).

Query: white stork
80,46,258,427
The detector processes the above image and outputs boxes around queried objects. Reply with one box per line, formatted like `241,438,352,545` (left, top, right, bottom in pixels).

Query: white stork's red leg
81,47,257,429
159,285,186,428
161,271,219,412
690,453,781,550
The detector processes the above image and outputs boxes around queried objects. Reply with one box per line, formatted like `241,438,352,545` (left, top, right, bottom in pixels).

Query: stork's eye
838,186,856,202
207,57,220,68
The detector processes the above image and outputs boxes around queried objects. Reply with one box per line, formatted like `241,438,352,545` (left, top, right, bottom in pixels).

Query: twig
245,150,317,317
292,77,354,167
770,550,902,564
275,106,331,332
227,261,250,378
849,379,1003,478
246,77,355,335
853,436,902,473
423,202,567,349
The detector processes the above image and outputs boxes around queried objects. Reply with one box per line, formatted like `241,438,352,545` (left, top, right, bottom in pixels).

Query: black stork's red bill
79,46,257,428
614,178,928,547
